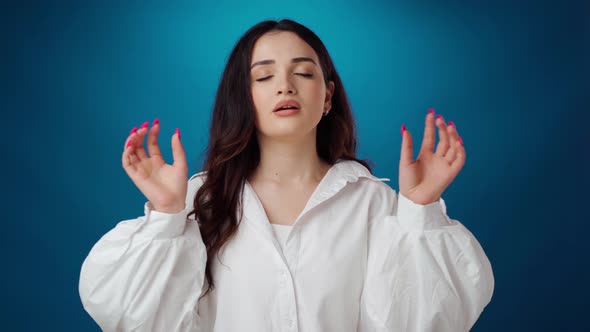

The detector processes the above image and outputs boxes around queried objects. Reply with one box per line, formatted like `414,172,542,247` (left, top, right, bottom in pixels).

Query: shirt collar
242,159,390,232
306,159,390,206
331,158,391,184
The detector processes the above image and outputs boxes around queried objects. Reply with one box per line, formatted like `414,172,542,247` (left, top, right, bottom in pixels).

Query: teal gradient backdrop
4,0,588,331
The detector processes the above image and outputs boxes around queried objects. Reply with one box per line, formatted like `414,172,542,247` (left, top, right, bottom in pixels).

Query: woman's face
250,31,334,140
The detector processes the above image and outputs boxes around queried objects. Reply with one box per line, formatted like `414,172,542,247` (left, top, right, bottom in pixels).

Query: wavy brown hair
188,19,373,299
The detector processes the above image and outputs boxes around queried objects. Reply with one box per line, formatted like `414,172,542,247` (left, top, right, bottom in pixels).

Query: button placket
286,318,295,328
280,269,289,284
276,266,298,331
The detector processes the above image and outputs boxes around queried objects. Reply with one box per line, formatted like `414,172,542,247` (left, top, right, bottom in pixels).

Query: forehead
251,31,318,64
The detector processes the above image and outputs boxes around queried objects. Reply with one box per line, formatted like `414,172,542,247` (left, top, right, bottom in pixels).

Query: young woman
79,19,494,332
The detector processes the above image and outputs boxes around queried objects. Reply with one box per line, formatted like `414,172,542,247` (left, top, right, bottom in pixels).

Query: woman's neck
252,131,330,184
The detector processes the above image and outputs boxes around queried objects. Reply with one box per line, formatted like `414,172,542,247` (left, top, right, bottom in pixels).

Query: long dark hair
188,19,373,299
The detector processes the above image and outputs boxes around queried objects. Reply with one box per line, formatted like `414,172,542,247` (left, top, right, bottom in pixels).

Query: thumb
171,128,187,171
400,124,414,166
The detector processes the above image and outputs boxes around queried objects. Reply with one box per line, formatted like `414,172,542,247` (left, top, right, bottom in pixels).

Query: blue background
3,0,588,331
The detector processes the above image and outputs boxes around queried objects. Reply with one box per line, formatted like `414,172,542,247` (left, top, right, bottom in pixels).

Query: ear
324,81,335,111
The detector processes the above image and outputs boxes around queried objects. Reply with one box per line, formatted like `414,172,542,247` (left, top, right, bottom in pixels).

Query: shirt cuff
137,201,191,239
396,192,453,231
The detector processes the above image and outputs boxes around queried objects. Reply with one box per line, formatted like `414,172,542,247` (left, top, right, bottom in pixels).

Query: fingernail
175,128,181,141
401,124,406,137
428,108,435,115
126,140,132,148
130,127,138,135
448,121,455,127
140,121,149,129
458,136,463,145
436,114,444,121
152,118,160,126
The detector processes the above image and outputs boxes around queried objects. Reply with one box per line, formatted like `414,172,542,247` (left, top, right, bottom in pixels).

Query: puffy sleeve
79,173,208,332
358,184,495,332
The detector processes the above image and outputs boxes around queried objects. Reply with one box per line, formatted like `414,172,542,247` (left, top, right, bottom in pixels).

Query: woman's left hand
398,109,466,205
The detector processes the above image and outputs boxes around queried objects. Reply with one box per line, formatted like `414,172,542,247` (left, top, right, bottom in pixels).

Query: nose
276,74,296,95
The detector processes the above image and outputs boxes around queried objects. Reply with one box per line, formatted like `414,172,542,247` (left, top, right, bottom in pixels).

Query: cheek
250,87,273,129
305,83,326,106
251,87,268,112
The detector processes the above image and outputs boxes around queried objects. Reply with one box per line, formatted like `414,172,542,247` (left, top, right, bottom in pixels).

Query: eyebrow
250,57,317,69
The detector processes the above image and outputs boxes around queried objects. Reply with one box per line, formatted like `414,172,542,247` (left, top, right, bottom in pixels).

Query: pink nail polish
428,108,435,115
175,128,181,141
126,140,132,148
153,118,160,126
448,121,455,127
458,136,463,145
436,114,444,121
401,124,406,137
140,121,149,129
130,127,138,135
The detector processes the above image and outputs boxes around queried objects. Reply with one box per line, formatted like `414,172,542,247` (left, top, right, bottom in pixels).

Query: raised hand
122,119,188,214
398,109,466,205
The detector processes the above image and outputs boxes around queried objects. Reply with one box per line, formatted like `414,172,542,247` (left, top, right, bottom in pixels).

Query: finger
146,118,164,161
447,121,459,142
434,114,450,157
450,139,466,173
400,124,414,166
445,121,459,163
445,146,456,164
134,121,150,160
171,128,188,172
122,130,138,171
419,108,436,156
124,144,140,170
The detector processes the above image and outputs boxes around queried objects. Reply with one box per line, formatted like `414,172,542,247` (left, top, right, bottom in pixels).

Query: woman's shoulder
185,171,208,210
332,160,397,208
335,159,393,190
189,170,208,184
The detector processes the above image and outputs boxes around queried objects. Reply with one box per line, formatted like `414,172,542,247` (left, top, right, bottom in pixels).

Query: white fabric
271,224,293,253
79,159,494,332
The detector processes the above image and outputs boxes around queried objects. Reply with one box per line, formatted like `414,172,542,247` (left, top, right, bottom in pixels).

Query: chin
259,125,314,140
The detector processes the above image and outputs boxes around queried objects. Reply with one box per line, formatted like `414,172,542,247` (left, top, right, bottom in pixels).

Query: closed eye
256,76,272,82
255,73,314,82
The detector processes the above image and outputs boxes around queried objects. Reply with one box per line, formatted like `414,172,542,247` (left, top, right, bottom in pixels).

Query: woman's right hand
122,119,188,214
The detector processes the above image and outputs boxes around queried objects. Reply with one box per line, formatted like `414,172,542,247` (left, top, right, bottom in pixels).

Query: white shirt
79,159,494,332
272,224,292,253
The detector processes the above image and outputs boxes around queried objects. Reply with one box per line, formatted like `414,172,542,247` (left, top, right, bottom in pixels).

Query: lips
273,100,301,112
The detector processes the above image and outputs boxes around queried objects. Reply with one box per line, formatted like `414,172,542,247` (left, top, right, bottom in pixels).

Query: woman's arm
79,175,207,332
359,185,494,332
